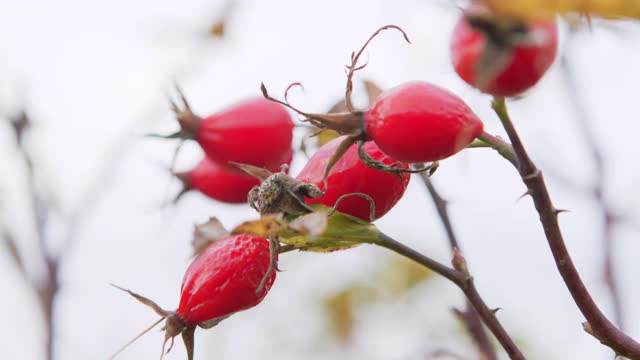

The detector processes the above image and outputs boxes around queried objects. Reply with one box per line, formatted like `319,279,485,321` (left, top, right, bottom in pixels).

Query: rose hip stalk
450,4,558,96
111,234,277,360
260,25,483,179
160,86,294,168
174,148,293,204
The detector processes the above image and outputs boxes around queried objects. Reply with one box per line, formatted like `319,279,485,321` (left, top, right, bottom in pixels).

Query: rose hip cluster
169,91,295,203
113,3,557,358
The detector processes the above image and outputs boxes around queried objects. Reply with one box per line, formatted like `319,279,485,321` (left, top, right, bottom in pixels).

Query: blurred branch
490,96,640,359
8,109,58,360
561,29,624,330
375,233,525,360
417,172,497,360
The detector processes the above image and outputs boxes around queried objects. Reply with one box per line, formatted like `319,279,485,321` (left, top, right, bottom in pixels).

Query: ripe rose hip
174,149,293,204
364,81,484,163
263,80,483,165
296,136,410,221
173,94,294,168
177,234,276,327
112,234,276,359
450,13,558,96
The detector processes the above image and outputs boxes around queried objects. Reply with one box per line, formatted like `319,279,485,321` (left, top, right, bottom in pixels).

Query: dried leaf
192,218,230,256
363,79,383,105
232,214,285,238
229,162,273,181
378,256,435,297
323,285,377,344
487,0,640,20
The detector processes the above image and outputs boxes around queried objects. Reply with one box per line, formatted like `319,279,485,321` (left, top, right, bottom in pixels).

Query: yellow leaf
487,0,640,20
231,214,284,238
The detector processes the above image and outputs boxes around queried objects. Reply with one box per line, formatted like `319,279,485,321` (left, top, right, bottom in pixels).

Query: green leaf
231,205,380,252
278,205,379,252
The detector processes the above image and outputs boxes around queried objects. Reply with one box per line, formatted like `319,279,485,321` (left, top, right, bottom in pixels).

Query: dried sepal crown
232,162,324,216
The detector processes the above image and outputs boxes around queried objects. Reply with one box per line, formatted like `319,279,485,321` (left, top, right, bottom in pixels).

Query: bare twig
375,232,525,360
491,96,640,359
561,31,624,330
418,173,497,360
8,109,59,360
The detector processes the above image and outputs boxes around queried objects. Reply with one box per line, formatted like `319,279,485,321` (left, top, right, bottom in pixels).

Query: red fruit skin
188,148,293,204
450,17,558,96
197,97,294,167
364,81,484,163
296,137,410,221
177,234,276,327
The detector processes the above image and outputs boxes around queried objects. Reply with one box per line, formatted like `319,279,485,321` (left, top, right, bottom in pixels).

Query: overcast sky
1,0,640,359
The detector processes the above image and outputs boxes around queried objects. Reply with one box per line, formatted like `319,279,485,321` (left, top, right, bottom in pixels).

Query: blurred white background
1,0,639,359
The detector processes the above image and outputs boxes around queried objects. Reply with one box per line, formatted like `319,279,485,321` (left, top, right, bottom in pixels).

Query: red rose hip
364,81,484,163
296,136,410,221
111,234,277,359
174,148,293,204
173,93,294,168
177,234,276,327
450,13,558,96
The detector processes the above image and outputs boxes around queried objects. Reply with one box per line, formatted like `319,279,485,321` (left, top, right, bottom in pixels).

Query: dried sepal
192,217,230,256
344,25,410,112
239,164,324,216
356,141,438,176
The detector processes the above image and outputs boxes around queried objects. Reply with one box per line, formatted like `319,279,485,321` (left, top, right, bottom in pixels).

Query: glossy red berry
450,15,558,96
112,233,276,359
176,96,294,168
296,136,410,221
175,149,293,204
177,234,276,327
364,81,484,163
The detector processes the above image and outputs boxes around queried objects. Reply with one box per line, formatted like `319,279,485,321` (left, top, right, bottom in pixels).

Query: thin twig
561,32,623,330
8,111,59,360
491,96,640,359
375,232,524,360
418,173,497,360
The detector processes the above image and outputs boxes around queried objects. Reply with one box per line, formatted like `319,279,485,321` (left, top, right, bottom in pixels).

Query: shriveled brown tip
229,162,273,182
192,217,230,256
260,82,269,97
110,284,172,317
322,136,358,188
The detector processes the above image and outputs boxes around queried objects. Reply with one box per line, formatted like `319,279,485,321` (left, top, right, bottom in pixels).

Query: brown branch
418,173,497,360
491,96,640,359
375,232,525,360
9,110,59,360
561,33,623,330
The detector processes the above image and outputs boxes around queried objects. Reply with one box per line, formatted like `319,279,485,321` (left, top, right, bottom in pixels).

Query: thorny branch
489,96,640,359
418,173,497,360
561,30,624,330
